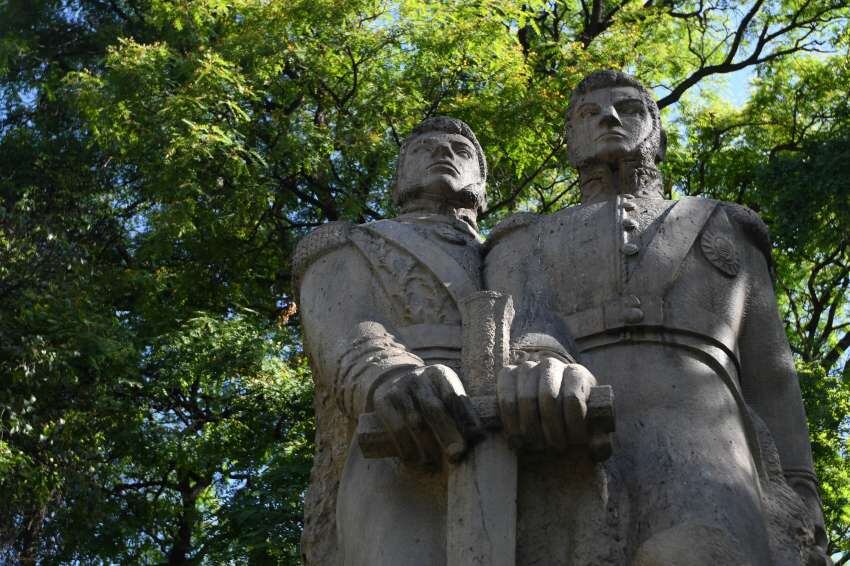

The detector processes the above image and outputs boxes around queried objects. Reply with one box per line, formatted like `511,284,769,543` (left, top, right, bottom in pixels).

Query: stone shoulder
292,221,354,286
718,202,772,261
692,198,773,275
484,212,540,251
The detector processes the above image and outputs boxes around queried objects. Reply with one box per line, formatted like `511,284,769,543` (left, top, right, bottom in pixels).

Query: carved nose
600,107,622,127
432,143,454,158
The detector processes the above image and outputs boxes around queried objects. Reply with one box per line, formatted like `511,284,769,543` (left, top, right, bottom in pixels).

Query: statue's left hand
497,357,598,452
799,484,829,561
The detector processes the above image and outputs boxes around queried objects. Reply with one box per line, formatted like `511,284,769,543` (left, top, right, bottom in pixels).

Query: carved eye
579,105,599,119
617,101,644,115
450,141,473,158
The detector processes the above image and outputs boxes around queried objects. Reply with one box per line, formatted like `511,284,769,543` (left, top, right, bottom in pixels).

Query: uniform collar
396,211,482,242
578,161,664,204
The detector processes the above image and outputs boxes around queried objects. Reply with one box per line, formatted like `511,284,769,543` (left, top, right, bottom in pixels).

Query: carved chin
397,182,483,210
571,131,661,169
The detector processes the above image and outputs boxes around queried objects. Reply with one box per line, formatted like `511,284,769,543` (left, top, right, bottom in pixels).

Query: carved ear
656,128,668,164
474,183,488,214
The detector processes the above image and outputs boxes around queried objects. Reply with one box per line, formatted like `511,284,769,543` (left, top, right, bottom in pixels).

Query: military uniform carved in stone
485,70,828,565
295,117,489,565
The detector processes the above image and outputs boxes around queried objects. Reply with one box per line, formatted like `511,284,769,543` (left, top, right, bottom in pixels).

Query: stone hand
793,482,829,563
498,357,607,453
373,364,482,469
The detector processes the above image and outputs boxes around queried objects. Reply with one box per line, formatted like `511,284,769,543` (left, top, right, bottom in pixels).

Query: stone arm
298,243,425,421
484,215,613,458
736,225,826,545
484,214,574,363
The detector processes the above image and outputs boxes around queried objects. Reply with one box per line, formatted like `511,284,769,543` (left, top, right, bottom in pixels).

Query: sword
356,291,614,565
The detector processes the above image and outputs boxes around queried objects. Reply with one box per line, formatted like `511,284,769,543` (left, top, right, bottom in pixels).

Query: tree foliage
0,0,848,563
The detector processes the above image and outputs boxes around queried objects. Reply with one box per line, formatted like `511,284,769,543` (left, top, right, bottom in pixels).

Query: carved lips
427,161,460,175
596,130,628,142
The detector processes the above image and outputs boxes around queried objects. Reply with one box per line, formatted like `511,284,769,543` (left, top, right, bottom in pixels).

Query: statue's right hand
498,357,598,452
373,364,482,469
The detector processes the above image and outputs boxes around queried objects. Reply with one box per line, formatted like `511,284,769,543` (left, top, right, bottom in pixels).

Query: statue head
392,116,488,217
565,70,666,170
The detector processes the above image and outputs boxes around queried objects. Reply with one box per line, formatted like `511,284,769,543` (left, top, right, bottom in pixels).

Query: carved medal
700,229,740,276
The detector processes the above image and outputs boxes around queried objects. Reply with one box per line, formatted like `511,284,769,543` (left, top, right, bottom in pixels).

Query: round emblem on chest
700,229,740,277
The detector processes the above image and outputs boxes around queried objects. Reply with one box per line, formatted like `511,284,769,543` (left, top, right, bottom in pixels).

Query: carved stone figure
294,117,490,565
485,70,828,565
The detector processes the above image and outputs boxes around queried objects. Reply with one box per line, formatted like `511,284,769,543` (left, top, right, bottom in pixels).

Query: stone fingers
518,361,546,451
373,364,488,468
413,366,468,463
374,383,429,466
538,357,568,450
424,365,484,455
562,363,596,445
499,359,604,453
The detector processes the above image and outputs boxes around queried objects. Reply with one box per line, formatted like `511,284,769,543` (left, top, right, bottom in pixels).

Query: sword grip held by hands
356,385,615,461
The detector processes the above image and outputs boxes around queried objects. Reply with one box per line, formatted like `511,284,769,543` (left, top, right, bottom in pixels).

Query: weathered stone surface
485,69,827,565
297,71,827,566
297,117,495,565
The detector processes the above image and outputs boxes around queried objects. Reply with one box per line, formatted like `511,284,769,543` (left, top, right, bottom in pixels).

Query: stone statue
294,117,490,565
296,73,827,566
485,70,828,564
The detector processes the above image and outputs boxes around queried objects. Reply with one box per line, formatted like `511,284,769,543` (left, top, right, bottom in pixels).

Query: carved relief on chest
353,231,459,325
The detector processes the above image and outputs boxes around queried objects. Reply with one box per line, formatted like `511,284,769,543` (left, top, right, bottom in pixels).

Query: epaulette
484,212,539,251
292,221,352,287
721,203,773,269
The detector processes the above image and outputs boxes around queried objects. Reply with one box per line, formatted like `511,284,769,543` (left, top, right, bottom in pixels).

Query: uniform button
622,243,640,255
623,218,638,231
622,201,636,211
624,308,644,323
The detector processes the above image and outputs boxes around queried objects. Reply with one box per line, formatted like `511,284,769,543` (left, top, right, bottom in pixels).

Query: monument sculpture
295,117,495,565
485,70,827,565
295,72,827,566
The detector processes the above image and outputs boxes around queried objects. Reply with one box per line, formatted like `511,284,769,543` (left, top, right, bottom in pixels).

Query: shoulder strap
627,197,718,296
484,212,539,251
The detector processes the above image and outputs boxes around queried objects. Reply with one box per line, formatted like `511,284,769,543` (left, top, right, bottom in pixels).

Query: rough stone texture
446,291,516,566
297,117,491,565
484,70,827,565
296,73,827,565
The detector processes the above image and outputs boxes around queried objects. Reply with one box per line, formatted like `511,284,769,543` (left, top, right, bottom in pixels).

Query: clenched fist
373,364,483,469
498,357,603,452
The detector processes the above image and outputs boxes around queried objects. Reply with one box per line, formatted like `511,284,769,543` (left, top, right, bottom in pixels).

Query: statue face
569,86,653,165
396,132,484,207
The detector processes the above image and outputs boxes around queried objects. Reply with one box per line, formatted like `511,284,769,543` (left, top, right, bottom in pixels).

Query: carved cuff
511,332,576,364
335,323,424,418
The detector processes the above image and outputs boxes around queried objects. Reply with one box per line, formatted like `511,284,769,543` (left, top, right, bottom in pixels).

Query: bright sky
719,67,756,107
